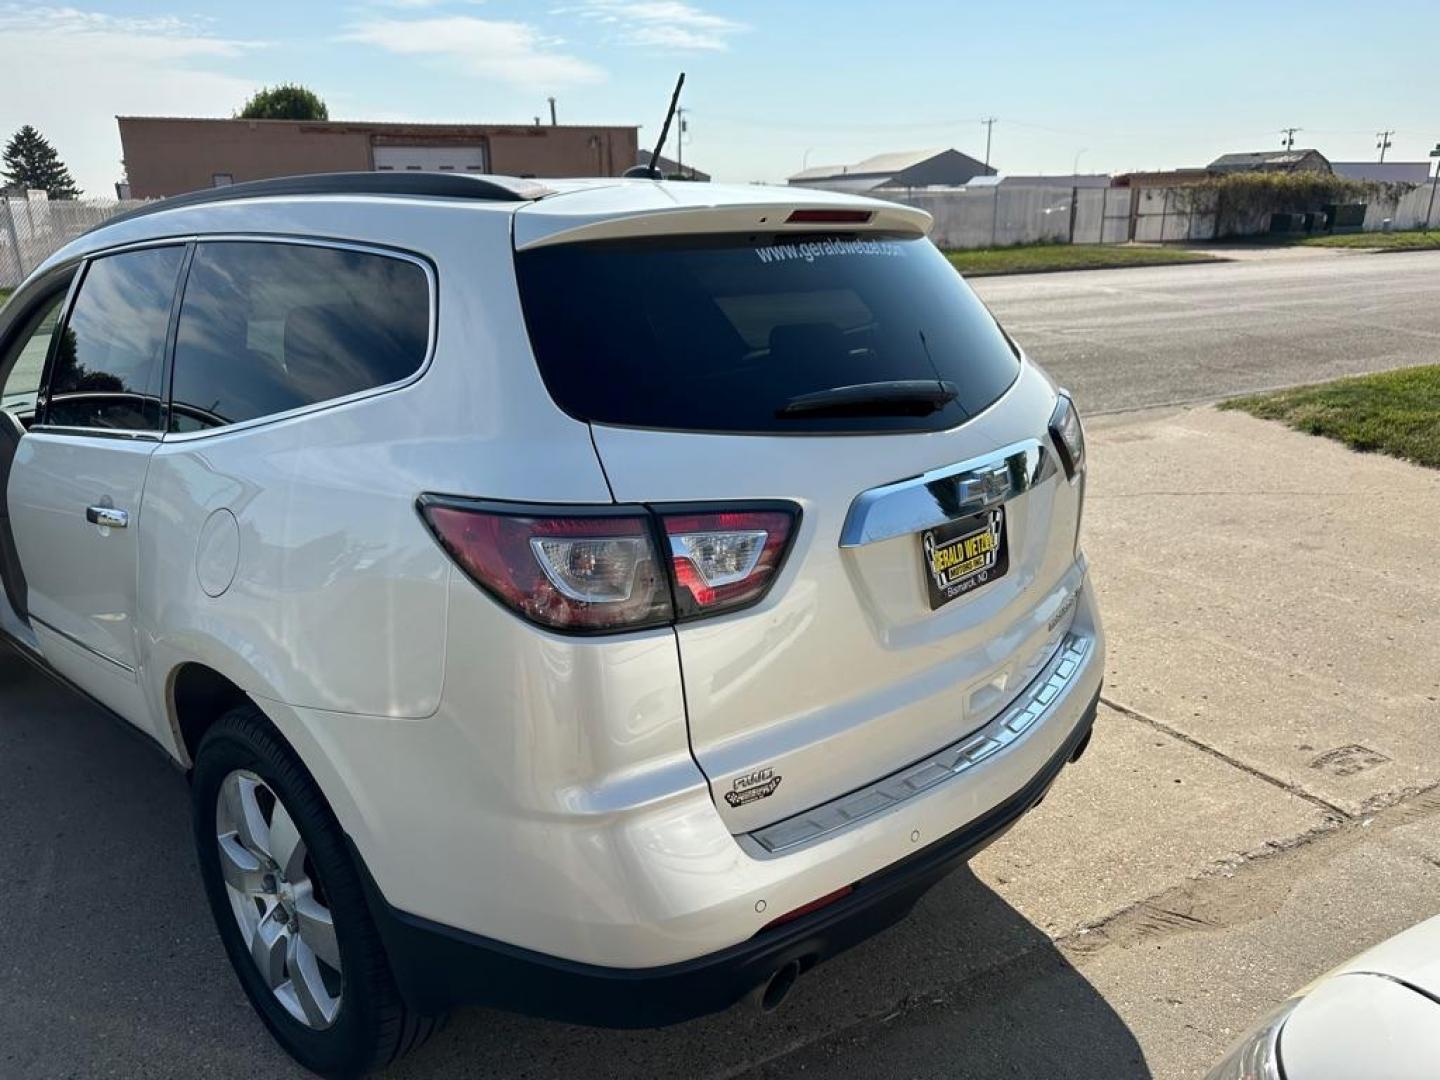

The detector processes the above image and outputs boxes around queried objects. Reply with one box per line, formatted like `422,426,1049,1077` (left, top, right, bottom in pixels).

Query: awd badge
726,767,782,807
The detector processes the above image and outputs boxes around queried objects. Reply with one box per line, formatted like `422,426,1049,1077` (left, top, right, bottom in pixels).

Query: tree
2,126,82,199
238,84,329,121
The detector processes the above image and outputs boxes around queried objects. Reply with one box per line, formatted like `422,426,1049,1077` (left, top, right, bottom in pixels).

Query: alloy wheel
215,769,343,1029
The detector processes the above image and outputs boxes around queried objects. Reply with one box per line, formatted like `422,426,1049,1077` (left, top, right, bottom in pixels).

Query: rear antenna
630,72,685,179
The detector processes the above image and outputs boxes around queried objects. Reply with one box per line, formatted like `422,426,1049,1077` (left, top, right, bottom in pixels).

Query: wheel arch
149,627,289,767
151,636,383,924
158,651,369,869
168,661,251,769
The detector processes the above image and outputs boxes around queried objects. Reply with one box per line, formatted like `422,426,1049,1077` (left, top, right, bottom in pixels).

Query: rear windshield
514,233,1021,434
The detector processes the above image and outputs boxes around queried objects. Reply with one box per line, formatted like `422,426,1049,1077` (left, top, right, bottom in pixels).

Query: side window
169,242,430,433
0,286,69,419
44,246,186,432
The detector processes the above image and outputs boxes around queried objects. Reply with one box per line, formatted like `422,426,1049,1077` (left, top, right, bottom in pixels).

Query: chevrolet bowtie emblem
956,464,1011,509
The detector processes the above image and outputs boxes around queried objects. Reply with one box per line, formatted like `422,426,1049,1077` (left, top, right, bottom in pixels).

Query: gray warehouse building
788,148,995,193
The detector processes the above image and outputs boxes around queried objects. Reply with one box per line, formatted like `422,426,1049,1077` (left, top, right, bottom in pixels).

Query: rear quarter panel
127,200,614,741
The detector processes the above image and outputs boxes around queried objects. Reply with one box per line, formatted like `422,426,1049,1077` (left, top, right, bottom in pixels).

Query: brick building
117,117,640,198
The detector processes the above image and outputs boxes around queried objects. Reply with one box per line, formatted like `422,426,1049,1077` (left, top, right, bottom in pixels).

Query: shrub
1177,173,1418,236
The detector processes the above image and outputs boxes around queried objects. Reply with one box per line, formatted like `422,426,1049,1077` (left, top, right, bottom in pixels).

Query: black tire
191,703,442,1076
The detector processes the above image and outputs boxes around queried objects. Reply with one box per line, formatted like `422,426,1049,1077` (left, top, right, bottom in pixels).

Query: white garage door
373,145,489,174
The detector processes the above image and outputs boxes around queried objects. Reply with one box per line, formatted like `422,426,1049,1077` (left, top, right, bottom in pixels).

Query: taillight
1048,392,1086,480
660,507,798,619
419,498,673,632
1048,392,1087,554
419,497,799,634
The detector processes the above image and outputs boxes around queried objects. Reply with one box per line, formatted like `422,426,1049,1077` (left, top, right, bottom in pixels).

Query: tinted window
515,234,1020,434
46,247,184,431
170,243,430,432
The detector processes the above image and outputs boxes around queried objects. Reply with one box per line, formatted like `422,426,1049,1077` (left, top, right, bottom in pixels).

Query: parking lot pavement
0,654,298,1079
971,247,1440,414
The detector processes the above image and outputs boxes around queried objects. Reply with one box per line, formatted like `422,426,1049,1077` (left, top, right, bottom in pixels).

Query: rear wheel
191,704,441,1075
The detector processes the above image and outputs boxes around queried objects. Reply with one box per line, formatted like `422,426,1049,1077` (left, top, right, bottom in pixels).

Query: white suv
0,173,1102,1074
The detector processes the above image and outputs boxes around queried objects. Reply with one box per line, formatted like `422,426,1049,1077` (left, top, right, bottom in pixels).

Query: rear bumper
357,685,1099,1025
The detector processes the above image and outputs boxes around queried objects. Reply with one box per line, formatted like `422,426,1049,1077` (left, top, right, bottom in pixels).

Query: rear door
10,244,185,717
515,229,1084,832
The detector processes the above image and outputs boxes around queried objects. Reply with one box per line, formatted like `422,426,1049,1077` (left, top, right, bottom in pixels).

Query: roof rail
94,172,555,232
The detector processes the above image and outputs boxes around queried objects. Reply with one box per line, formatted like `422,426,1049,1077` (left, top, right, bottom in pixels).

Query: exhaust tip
757,959,802,1013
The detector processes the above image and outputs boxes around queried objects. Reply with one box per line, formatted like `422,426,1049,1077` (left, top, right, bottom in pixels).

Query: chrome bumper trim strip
750,632,1092,854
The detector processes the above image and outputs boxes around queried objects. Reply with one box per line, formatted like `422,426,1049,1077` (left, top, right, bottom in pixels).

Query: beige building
117,116,640,199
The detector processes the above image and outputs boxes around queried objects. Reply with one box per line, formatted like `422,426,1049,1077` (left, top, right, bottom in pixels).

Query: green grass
1220,366,1440,470
1296,229,1440,251
945,243,1219,277
0,288,10,306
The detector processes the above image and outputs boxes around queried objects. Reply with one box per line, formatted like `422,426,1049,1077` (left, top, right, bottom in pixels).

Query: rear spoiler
513,200,933,251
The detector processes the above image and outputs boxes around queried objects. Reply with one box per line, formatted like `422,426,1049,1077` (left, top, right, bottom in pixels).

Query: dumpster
1322,203,1367,233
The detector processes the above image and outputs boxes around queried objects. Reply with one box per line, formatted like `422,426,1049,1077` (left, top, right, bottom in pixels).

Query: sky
1,0,1436,198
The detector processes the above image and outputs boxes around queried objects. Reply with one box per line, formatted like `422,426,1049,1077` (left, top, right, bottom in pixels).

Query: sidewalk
739,405,1440,1079
1087,405,1440,817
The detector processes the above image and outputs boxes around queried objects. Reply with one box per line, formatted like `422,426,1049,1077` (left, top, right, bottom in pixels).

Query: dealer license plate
921,507,1009,610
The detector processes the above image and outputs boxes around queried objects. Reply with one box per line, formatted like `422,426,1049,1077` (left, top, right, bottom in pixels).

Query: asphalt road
971,247,1440,413
2,248,1438,1079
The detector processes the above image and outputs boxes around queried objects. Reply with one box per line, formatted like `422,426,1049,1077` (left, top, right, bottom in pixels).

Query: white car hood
1280,914,1440,1080
1280,974,1440,1079
1321,912,1440,995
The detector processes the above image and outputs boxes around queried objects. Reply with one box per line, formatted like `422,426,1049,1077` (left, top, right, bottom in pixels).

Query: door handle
86,505,129,529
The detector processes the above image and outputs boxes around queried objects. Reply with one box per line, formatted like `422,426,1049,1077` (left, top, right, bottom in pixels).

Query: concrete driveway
2,252,1438,1078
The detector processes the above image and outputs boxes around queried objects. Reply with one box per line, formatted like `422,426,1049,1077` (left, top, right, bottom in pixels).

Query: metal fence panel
1101,189,1133,243
1069,188,1133,244
1134,187,1217,242
0,196,146,289
1071,188,1106,244
895,185,1077,249
994,186,1072,247
896,188,996,249
1363,182,1438,230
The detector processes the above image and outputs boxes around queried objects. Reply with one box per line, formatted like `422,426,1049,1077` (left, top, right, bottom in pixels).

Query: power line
1280,126,1301,150
1376,129,1394,162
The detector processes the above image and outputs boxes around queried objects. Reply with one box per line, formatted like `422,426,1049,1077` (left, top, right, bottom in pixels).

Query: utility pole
676,108,686,178
981,117,997,169
1426,142,1440,232
1375,129,1394,162
1280,127,1301,151
548,97,557,126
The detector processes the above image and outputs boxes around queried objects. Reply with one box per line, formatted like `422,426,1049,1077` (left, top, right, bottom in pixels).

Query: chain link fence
1,193,146,289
